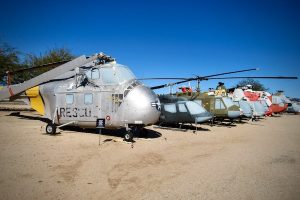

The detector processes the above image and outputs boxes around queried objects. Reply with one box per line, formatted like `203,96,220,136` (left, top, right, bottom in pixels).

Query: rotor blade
202,68,259,79
141,68,259,81
6,60,72,75
206,76,298,80
150,78,195,90
138,77,188,80
149,68,259,90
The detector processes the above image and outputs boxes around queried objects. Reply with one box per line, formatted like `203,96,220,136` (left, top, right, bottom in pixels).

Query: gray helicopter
157,94,213,128
0,53,161,141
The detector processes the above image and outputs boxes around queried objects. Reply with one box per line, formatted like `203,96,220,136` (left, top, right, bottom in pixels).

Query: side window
164,104,176,113
215,99,225,109
178,104,187,112
91,68,100,79
84,93,93,104
66,94,74,105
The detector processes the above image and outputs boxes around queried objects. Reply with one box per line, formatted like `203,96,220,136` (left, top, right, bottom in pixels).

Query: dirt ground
0,110,299,200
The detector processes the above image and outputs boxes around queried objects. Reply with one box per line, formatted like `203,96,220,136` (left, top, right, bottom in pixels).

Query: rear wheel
46,123,56,134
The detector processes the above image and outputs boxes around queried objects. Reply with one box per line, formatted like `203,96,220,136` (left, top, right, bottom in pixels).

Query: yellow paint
25,86,45,115
215,89,227,96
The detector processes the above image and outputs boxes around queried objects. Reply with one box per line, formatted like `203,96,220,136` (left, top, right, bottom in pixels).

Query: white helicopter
0,53,161,141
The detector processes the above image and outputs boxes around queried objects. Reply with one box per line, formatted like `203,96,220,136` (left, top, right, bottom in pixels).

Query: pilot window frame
84,93,93,105
66,94,74,105
86,68,100,80
178,103,188,112
215,98,225,110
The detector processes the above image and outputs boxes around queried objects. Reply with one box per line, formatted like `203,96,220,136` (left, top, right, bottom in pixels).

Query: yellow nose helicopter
0,53,161,142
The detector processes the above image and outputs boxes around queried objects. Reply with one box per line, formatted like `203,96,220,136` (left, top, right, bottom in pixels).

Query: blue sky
1,0,300,97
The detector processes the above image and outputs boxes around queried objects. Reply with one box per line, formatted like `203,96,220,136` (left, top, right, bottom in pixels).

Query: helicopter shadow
8,111,50,123
60,126,162,140
154,123,210,132
7,112,162,140
208,121,237,128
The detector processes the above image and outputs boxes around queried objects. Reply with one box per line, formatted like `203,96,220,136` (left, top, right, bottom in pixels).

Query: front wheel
46,123,56,135
124,131,133,142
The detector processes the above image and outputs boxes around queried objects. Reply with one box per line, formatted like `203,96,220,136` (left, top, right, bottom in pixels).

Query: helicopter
144,69,260,123
287,101,300,114
157,94,213,129
230,87,270,118
143,69,298,123
0,53,161,142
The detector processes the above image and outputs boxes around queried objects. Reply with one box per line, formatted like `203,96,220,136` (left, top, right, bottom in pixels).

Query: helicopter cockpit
222,97,234,108
85,64,137,85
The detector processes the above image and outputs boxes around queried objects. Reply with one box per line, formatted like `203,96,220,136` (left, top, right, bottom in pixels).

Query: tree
22,48,75,81
24,48,74,67
0,43,21,84
1,46,76,84
237,78,268,91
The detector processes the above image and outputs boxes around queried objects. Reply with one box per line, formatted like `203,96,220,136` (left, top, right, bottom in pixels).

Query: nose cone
122,85,161,125
195,112,213,123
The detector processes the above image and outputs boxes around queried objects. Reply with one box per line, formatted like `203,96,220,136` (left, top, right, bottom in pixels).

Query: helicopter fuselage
31,62,161,129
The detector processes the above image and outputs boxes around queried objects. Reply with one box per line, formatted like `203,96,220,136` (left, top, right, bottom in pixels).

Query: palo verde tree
237,78,268,91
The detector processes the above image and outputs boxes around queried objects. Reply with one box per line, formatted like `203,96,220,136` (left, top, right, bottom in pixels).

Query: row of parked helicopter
158,84,300,128
0,52,298,142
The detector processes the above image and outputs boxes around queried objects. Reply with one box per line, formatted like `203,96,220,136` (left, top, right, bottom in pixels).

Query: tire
124,131,133,142
46,123,56,134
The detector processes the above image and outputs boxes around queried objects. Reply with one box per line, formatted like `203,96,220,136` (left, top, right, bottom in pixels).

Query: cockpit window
186,101,206,115
178,104,187,112
86,68,100,80
91,68,100,79
272,96,283,104
222,97,234,107
99,65,136,85
215,98,225,109
100,68,119,85
116,66,136,84
164,104,176,113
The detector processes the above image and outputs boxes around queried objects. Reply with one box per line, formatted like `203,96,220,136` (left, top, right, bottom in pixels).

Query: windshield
186,101,206,115
222,97,234,107
86,64,136,85
116,66,136,83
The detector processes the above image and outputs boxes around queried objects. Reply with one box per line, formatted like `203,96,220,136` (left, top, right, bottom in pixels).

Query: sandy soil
0,111,299,200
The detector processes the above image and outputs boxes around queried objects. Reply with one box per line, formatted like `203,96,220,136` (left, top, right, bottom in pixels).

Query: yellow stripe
25,86,45,115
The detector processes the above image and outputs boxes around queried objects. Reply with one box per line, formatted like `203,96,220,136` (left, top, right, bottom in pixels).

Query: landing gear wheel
124,131,133,142
46,123,56,134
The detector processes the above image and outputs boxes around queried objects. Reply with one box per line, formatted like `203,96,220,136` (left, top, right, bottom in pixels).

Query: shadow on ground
7,111,162,140
154,123,210,132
